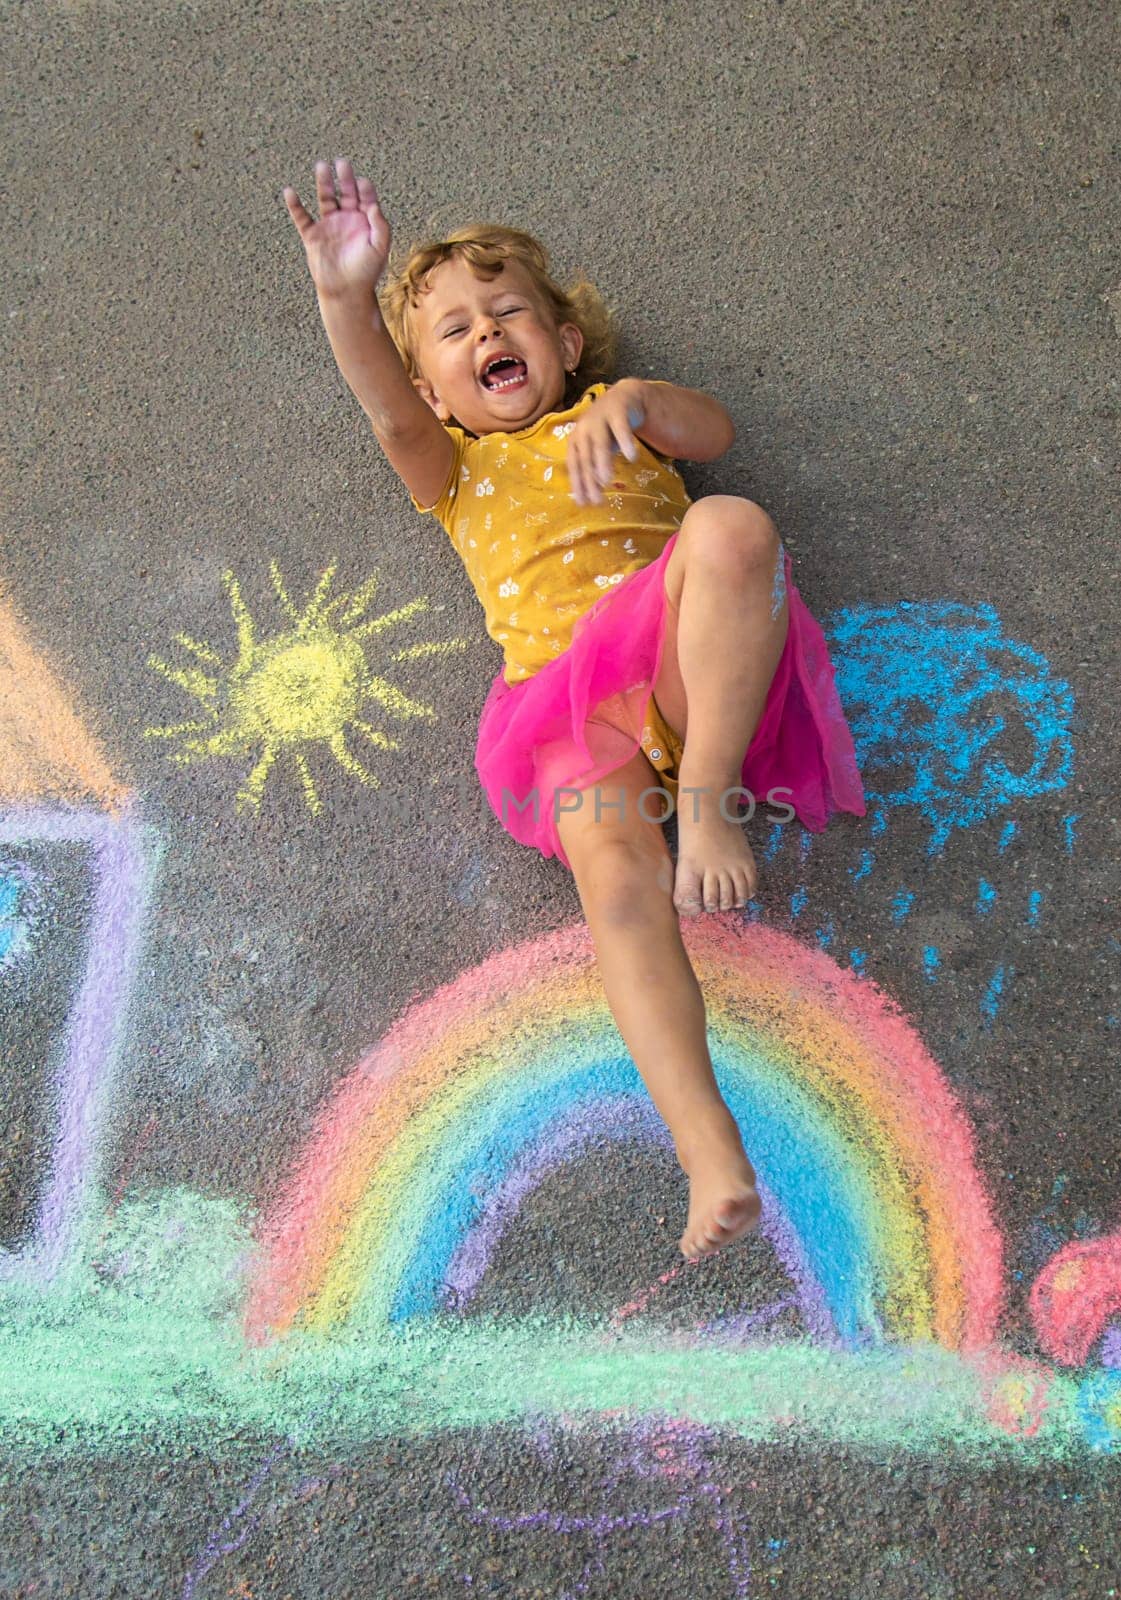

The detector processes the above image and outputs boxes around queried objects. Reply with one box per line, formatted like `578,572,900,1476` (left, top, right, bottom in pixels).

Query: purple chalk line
0,804,155,1282
442,1094,834,1344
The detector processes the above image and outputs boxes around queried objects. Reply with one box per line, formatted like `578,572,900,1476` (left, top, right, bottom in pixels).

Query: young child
281,157,866,1262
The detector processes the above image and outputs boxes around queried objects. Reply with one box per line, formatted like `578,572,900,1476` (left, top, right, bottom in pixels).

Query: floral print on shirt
406,381,693,685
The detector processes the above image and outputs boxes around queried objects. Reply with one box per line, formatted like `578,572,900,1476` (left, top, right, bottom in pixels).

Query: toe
710,1209,739,1241
674,865,703,917
717,1189,762,1240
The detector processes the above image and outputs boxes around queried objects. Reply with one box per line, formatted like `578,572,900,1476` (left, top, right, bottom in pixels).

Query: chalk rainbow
245,919,1005,1351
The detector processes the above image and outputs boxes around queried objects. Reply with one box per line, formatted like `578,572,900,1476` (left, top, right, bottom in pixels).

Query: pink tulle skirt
474,532,866,871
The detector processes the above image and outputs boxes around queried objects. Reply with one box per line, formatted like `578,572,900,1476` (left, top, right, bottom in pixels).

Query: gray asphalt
1,2,1119,1596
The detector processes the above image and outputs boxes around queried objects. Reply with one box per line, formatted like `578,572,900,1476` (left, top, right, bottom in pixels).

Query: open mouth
480,355,528,392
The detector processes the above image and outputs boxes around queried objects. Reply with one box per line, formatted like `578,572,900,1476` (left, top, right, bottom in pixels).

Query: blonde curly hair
377,222,621,407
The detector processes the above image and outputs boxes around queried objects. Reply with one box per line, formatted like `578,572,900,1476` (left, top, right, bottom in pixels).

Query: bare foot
676,1109,762,1259
673,779,758,917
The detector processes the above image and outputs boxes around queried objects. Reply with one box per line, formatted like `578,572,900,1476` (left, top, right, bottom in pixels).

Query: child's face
411,255,584,435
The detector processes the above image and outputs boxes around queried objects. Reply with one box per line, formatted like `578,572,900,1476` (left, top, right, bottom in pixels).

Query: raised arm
282,158,453,503
315,285,439,440
319,292,455,510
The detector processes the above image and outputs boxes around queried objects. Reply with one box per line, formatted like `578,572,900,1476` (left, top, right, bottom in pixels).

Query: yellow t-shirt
408,381,693,685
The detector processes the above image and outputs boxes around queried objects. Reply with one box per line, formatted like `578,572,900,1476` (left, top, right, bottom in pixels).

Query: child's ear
559,322,585,376
413,376,451,424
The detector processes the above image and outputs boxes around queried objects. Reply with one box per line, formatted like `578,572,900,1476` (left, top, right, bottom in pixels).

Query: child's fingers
594,427,615,488
568,444,600,505
573,424,608,492
613,421,638,462
614,399,644,462
355,175,382,212
280,185,313,232
586,460,605,502
583,440,608,502
314,159,340,213
333,155,359,206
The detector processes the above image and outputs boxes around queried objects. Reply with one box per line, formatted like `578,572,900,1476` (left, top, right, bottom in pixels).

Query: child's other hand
281,157,392,300
567,380,647,505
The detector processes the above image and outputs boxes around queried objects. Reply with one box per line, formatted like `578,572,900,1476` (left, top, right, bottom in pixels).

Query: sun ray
145,655,218,703
331,573,382,627
269,562,302,626
298,565,338,634
292,750,322,814
351,598,431,638
327,732,380,787
222,571,256,667
237,744,278,813
169,724,253,763
173,633,224,666
351,720,401,753
390,639,471,660
143,717,219,741
362,676,437,721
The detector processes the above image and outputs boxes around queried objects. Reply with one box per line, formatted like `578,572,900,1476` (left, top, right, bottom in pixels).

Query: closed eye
443,308,522,338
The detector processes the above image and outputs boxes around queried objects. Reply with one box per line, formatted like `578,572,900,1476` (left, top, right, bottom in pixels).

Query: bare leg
557,750,761,1258
652,497,790,917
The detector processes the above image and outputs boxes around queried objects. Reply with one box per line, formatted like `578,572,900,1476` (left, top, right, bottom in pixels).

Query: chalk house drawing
145,560,472,814
0,587,159,1284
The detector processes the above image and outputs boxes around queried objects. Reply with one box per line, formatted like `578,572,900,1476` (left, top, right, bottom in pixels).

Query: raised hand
281,156,392,300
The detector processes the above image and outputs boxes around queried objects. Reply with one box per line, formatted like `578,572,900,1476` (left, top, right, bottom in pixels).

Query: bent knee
571,833,674,924
686,496,781,572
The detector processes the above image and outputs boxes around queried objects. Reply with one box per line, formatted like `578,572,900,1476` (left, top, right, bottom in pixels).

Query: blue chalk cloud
828,601,1074,853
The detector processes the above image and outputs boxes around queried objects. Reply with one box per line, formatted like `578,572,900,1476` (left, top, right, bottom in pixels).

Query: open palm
282,156,391,298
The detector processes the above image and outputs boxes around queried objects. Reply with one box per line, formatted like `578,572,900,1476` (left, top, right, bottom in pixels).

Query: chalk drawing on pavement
0,858,39,971
235,917,1118,1459
0,574,1116,1482
761,600,1078,1029
828,599,1073,854
245,917,1005,1346
1031,1230,1121,1370
443,1413,754,1598
0,587,159,1282
1,885,1118,1465
145,560,472,815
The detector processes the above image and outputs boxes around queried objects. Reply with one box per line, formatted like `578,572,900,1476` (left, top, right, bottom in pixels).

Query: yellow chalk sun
145,561,469,815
